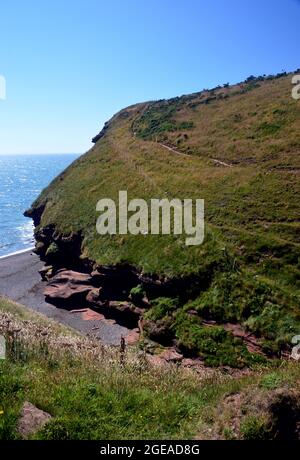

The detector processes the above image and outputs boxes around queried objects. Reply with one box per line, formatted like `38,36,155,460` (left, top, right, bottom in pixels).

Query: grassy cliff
26,71,300,363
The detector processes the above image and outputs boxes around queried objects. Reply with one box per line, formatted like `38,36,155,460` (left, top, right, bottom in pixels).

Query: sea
0,154,80,258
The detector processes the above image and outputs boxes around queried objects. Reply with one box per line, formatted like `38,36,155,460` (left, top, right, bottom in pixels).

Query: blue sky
0,0,299,154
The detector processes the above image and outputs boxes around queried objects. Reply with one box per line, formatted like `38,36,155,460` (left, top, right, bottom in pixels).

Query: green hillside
26,71,300,365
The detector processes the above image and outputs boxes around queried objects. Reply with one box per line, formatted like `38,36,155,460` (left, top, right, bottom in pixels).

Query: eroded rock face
92,120,110,144
30,225,88,271
42,269,143,330
91,265,138,299
86,287,103,304
48,270,93,285
109,301,143,317
44,283,92,304
18,402,52,439
24,204,46,227
44,270,94,306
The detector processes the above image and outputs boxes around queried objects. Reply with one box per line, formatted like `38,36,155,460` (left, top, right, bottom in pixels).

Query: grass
0,296,224,440
0,297,299,440
240,415,271,440
25,71,300,361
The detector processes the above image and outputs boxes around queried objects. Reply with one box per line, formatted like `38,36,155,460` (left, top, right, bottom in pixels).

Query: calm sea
0,154,79,258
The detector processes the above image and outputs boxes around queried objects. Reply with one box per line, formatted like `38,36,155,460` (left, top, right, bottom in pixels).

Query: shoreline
0,246,35,260
0,249,130,345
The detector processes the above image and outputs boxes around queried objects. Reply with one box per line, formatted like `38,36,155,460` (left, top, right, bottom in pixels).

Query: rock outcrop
42,267,143,329
18,402,52,439
44,270,94,307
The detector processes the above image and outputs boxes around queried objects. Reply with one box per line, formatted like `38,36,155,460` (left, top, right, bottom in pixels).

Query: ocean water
0,154,80,258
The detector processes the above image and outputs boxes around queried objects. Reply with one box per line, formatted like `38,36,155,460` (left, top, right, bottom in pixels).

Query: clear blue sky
0,0,299,154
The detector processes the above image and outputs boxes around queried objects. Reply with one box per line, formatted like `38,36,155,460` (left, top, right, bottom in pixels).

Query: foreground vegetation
0,297,300,440
25,71,300,362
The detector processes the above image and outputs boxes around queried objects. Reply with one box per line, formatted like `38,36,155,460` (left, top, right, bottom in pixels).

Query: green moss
45,242,59,257
129,284,145,303
144,297,179,321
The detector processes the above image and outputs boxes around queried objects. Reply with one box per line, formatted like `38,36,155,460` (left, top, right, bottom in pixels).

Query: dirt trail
211,158,233,168
159,143,192,158
159,143,233,167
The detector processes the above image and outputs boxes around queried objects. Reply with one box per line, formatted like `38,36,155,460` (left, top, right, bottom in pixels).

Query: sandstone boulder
86,287,103,304
44,283,92,306
159,348,183,363
38,265,53,281
18,402,52,439
49,270,93,285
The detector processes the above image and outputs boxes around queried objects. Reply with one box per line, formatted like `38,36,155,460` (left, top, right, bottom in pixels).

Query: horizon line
0,152,82,156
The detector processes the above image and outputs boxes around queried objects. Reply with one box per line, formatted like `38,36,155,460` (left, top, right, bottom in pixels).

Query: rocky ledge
42,268,145,329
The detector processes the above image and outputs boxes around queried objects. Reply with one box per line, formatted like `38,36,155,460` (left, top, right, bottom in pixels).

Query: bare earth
0,250,130,345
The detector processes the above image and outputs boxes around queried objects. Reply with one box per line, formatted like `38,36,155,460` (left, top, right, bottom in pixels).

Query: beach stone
18,402,52,438
86,287,102,303
44,283,92,303
44,270,95,305
38,265,53,281
49,270,93,285
159,348,183,363
125,328,140,345
109,301,134,313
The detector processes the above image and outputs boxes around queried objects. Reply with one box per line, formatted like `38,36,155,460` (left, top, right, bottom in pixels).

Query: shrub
129,284,145,304
133,100,194,140
245,304,298,345
145,297,179,321
173,311,264,367
240,415,270,440
45,242,60,263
